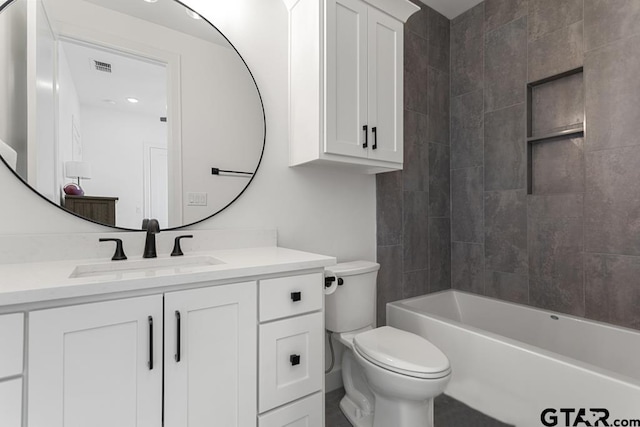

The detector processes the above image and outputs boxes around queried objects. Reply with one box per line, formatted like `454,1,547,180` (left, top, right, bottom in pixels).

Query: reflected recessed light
143,0,158,3
127,97,140,104
103,99,116,105
185,9,202,20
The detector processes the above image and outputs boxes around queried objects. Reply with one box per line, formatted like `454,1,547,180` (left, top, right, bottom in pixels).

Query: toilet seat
353,326,451,379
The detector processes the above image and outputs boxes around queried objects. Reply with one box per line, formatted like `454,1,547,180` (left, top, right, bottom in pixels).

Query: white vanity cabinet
28,295,164,427
258,273,324,426
164,282,257,427
0,313,24,427
283,0,419,173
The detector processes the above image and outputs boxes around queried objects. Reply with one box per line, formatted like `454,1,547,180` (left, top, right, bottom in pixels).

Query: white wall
0,0,28,176
56,42,81,189
0,0,377,264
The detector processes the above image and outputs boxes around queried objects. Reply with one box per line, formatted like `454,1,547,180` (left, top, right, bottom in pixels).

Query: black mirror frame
0,0,266,231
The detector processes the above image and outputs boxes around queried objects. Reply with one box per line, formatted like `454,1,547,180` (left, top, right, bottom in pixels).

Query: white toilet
325,261,451,427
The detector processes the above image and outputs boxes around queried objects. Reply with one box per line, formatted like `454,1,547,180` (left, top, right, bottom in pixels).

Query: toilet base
339,394,373,427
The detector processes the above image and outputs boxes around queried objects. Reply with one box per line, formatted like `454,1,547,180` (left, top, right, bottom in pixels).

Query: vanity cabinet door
28,295,163,427
164,282,257,427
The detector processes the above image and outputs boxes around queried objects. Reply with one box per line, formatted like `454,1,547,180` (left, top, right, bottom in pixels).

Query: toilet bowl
325,261,451,427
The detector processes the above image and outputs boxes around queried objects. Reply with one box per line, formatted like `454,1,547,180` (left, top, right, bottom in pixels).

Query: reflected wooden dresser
63,195,118,225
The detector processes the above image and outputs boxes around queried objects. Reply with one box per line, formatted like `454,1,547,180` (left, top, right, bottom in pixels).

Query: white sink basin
70,256,225,279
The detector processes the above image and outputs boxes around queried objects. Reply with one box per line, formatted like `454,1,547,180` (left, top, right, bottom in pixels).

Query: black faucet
142,218,160,258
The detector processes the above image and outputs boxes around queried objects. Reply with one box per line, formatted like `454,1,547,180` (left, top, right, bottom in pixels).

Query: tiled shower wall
376,1,451,326
450,0,640,330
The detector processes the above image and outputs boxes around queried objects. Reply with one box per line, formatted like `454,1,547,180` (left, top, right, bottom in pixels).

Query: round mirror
0,0,265,230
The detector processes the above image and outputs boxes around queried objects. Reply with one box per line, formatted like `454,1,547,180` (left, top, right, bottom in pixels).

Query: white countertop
0,246,336,307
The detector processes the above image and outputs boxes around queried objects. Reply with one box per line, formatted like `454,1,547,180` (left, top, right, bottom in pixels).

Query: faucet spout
143,218,160,258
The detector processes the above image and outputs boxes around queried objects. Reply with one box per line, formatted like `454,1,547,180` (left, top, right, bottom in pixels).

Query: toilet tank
325,261,380,333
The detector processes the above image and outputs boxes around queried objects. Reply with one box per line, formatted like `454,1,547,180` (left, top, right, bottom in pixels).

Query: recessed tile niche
527,67,585,195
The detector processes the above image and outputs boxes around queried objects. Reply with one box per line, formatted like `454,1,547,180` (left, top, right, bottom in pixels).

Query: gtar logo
541,408,610,426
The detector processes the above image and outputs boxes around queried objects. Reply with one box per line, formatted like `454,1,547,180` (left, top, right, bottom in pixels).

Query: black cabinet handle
290,354,301,366
290,291,302,302
363,125,368,148
175,311,181,362
372,126,378,150
148,316,154,370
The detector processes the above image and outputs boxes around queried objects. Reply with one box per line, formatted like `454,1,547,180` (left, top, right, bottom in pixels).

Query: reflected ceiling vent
92,60,112,73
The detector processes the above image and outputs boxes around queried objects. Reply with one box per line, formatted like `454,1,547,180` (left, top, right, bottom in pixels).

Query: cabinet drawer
0,313,23,378
259,273,322,322
258,392,322,427
259,312,323,413
0,378,22,427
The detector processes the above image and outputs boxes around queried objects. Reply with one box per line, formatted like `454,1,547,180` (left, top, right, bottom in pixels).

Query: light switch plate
187,192,208,206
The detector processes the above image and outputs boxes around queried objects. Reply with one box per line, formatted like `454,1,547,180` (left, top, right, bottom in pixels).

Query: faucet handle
99,238,127,261
171,235,193,257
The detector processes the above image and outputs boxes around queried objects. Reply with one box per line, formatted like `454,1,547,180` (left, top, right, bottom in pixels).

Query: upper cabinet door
367,7,403,163
28,295,163,427
164,282,257,427
325,0,369,158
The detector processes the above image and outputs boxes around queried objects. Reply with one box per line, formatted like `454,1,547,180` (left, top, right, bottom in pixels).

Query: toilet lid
354,326,450,379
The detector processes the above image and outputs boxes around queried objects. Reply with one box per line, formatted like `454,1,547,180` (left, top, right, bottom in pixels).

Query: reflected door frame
53,23,183,227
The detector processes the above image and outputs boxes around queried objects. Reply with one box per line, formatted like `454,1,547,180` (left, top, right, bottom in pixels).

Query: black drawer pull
290,354,301,366
372,126,378,150
290,291,302,302
175,311,181,363
363,125,368,148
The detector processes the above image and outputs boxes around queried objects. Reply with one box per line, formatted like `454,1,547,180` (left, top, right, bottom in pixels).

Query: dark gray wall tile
404,31,429,114
376,171,403,246
485,0,527,33
528,193,584,219
428,8,450,73
430,217,451,292
451,90,484,170
485,190,528,275
452,242,484,294
403,269,429,299
532,137,585,194
403,191,429,271
484,103,526,191
377,245,404,326
406,1,428,40
585,146,640,256
452,167,484,243
403,110,429,192
532,72,584,135
485,16,527,112
584,0,640,51
485,270,528,304
427,67,450,144
451,3,484,97
529,219,583,284
429,143,450,217
585,34,640,151
528,0,583,41
528,21,583,83
530,274,584,316
585,253,640,330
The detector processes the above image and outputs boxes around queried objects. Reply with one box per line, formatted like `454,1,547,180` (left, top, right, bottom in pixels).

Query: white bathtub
387,290,640,427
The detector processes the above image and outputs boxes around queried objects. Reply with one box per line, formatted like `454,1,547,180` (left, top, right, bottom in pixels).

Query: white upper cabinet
283,0,419,173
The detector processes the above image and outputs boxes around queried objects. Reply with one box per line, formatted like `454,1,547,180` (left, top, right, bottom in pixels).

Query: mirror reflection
0,0,265,229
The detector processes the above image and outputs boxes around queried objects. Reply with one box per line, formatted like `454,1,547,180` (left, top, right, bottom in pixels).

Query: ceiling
418,0,483,19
